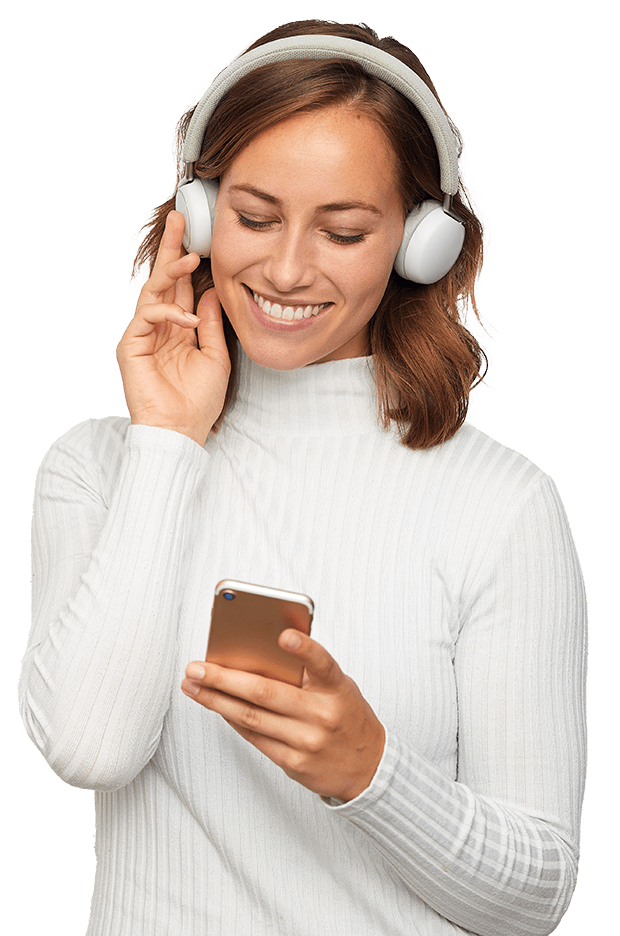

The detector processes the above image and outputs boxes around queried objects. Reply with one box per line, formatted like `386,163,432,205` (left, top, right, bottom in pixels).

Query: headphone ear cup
175,178,219,257
394,200,465,284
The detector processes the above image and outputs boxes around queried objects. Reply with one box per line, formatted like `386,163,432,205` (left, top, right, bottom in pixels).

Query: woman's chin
238,339,316,371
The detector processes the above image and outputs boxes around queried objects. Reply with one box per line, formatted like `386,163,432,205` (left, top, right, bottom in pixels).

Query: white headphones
175,35,465,285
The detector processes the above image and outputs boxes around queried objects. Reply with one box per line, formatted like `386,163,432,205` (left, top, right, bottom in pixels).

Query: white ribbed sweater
20,350,587,936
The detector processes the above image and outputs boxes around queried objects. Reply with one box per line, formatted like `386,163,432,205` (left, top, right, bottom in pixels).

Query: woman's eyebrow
229,183,382,215
229,184,279,205
321,200,382,215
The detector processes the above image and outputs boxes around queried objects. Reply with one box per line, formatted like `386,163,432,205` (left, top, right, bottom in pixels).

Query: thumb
195,288,230,363
279,631,344,688
195,285,224,329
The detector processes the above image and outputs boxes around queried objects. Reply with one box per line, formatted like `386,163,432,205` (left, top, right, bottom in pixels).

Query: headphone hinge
442,193,461,223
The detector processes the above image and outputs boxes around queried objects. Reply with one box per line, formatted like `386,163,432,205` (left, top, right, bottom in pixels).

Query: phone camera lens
223,591,235,601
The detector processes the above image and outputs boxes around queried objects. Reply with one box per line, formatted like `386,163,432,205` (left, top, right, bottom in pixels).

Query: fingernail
184,312,200,323
186,663,205,679
285,631,302,650
183,680,200,696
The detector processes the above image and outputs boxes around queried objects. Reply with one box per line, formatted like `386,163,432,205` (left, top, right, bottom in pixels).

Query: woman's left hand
181,630,385,802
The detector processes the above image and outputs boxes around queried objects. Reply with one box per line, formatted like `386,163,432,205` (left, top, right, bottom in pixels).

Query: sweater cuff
107,424,211,535
126,423,209,458
321,725,397,812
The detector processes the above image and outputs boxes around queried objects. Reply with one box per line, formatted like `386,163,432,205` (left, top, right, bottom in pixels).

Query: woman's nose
262,229,315,294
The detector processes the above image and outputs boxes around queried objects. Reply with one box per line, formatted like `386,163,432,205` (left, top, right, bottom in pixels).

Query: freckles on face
209,105,405,370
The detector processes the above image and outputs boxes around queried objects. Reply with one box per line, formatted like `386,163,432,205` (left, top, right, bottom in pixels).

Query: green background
1,0,617,936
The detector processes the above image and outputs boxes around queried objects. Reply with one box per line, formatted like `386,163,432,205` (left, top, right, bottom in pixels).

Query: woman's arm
19,210,231,791
19,419,208,790
323,473,587,936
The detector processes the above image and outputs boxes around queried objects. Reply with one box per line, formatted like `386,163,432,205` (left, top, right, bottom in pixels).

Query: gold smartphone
206,580,314,686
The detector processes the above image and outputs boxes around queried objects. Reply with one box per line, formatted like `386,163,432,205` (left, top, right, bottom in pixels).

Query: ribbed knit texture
19,349,587,936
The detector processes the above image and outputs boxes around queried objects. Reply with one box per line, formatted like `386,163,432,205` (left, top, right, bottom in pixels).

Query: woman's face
210,105,404,369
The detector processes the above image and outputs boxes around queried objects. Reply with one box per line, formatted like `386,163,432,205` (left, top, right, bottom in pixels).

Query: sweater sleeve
323,473,587,936
19,420,209,792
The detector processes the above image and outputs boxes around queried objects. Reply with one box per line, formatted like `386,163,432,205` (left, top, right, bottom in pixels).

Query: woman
19,19,586,936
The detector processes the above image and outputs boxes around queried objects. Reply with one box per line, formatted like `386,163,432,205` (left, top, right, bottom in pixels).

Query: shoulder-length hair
134,19,486,449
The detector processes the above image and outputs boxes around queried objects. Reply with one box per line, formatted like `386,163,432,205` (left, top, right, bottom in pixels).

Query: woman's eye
235,212,365,245
324,231,366,245
236,213,275,231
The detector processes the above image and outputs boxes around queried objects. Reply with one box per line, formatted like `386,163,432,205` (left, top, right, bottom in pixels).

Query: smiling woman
136,19,484,448
19,17,586,936
210,106,404,368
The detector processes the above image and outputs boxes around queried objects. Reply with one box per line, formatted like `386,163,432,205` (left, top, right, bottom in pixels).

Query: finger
155,210,188,268
223,717,344,798
194,288,229,359
126,302,200,340
224,718,290,752
140,212,200,300
140,251,200,306
174,265,197,316
223,721,318,790
224,719,292,759
195,287,222,326
183,681,288,740
181,674,303,750
196,288,224,334
279,631,344,688
183,661,301,717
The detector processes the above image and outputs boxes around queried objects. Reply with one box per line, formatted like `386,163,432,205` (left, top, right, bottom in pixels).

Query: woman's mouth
252,291,331,321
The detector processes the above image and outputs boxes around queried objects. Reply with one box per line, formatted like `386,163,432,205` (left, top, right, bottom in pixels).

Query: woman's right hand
117,210,231,447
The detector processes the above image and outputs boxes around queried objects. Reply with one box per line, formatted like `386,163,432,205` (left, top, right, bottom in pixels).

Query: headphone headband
182,35,460,196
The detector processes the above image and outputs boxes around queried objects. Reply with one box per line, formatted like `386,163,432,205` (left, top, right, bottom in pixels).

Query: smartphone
206,580,314,686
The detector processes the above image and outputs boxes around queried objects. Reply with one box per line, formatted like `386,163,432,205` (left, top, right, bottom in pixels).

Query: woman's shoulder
444,421,545,481
44,415,131,463
417,421,558,527
37,416,131,503
407,423,576,585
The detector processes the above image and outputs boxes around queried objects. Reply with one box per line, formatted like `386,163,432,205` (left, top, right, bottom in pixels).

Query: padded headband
182,35,461,196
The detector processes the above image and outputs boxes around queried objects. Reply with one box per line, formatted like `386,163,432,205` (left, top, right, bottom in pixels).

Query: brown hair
134,19,486,449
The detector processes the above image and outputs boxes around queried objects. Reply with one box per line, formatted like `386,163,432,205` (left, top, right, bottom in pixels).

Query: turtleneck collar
224,345,383,438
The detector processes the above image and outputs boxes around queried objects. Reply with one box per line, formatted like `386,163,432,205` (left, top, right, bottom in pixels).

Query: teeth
253,291,328,321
